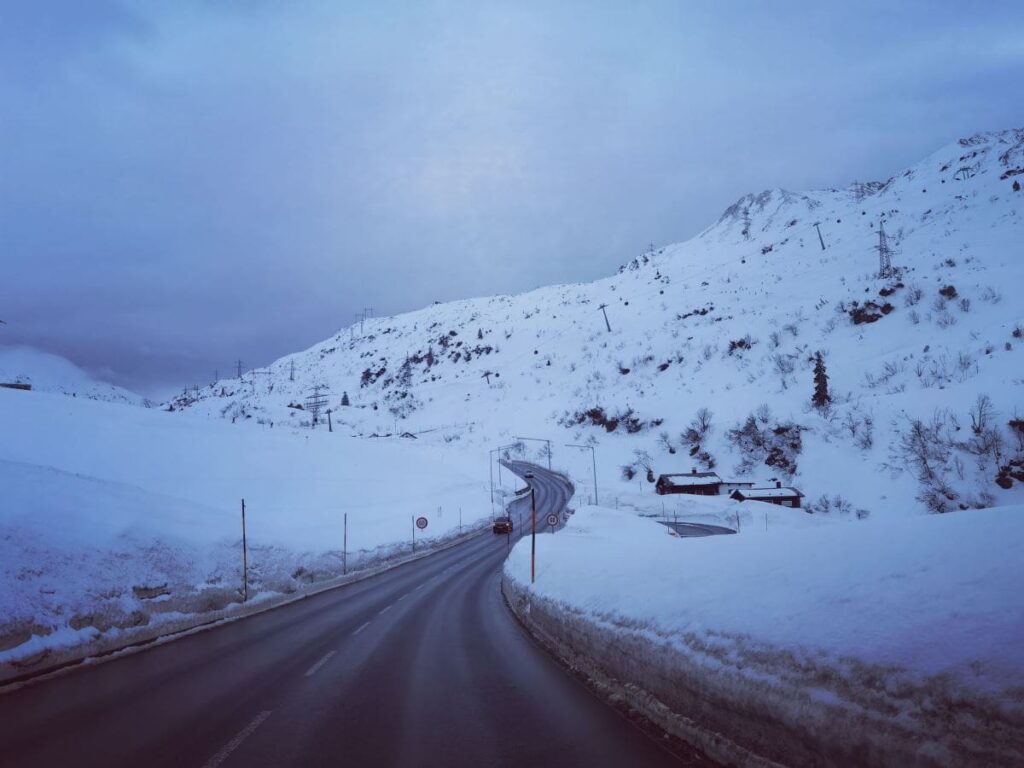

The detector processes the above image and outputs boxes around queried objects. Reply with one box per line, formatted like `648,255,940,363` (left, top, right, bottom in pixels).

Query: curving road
0,462,708,767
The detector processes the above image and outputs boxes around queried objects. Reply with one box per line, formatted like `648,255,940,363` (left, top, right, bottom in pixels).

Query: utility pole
289,360,295,382
597,304,612,333
877,220,896,278
566,443,598,505
236,359,244,379
343,512,348,575
814,222,826,251
305,384,330,426
241,499,248,602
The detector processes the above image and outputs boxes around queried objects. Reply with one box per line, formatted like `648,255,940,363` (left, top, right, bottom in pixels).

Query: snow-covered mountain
170,129,1024,516
0,345,147,406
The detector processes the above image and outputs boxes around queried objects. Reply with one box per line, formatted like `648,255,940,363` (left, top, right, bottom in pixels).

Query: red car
492,516,513,534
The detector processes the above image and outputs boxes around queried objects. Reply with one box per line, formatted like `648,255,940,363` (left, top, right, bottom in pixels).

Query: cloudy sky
2,1,1022,396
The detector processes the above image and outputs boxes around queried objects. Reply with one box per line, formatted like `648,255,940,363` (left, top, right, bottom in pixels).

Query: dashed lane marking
304,650,336,678
202,710,272,768
352,621,371,636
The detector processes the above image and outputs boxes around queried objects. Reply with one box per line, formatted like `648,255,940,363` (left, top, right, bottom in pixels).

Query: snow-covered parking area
504,500,1024,766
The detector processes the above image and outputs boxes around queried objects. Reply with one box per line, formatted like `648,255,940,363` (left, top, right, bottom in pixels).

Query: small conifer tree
812,351,831,409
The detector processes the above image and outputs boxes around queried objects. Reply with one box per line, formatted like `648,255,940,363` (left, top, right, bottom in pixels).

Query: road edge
500,574,782,768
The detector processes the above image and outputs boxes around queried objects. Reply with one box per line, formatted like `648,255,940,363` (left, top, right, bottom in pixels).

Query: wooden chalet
656,470,723,496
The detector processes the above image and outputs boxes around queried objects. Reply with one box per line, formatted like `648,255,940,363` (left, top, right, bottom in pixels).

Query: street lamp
490,443,520,513
565,443,599,505
514,436,552,470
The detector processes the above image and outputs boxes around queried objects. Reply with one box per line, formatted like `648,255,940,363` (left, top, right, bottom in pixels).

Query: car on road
492,516,513,534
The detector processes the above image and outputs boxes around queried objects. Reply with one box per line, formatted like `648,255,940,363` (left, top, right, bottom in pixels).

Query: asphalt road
0,462,708,768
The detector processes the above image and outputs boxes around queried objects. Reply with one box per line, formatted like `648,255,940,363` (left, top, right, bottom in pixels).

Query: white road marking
202,710,271,768
378,604,392,615
396,593,407,602
353,621,370,636
304,650,336,678
414,583,425,591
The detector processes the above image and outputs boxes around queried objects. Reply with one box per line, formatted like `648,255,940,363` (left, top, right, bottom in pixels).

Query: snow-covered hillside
172,129,1024,517
0,345,146,407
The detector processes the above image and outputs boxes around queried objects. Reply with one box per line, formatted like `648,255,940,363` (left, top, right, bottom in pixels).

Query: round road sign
546,513,559,527
416,516,429,530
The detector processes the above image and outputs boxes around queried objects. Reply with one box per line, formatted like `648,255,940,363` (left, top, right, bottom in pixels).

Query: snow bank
503,501,1024,766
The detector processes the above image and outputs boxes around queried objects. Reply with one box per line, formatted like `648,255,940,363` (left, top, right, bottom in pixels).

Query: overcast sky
2,1,1023,396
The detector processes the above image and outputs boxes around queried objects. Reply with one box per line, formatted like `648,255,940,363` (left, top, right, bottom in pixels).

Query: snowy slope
0,345,146,406
171,129,1024,517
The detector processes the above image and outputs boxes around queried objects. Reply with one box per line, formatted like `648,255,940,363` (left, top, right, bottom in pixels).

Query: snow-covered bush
727,414,805,477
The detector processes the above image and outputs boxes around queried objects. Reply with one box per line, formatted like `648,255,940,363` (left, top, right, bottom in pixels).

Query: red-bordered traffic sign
546,513,559,527
416,516,428,530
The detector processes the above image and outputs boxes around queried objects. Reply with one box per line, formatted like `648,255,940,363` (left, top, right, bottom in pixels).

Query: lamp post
514,436,552,470
491,443,519,516
565,443,598,505
494,442,518,487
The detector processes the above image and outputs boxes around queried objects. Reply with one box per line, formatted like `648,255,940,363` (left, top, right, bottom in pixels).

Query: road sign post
414,515,428,553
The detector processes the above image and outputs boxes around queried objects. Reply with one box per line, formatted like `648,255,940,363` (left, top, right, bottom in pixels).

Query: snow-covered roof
659,472,722,486
732,486,804,499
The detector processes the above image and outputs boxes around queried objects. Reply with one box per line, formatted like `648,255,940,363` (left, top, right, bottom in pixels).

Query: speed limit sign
416,516,428,530
546,513,559,527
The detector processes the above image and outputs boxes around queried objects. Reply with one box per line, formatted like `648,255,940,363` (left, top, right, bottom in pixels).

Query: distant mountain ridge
0,345,146,406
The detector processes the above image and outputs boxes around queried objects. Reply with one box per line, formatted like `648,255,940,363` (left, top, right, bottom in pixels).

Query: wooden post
343,512,348,575
327,409,333,433
459,507,462,536
598,303,612,332
241,499,249,602
814,222,826,251
412,515,416,553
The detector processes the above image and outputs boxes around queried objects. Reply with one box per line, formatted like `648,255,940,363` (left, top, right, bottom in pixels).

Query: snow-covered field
504,500,1024,765
0,386,496,675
